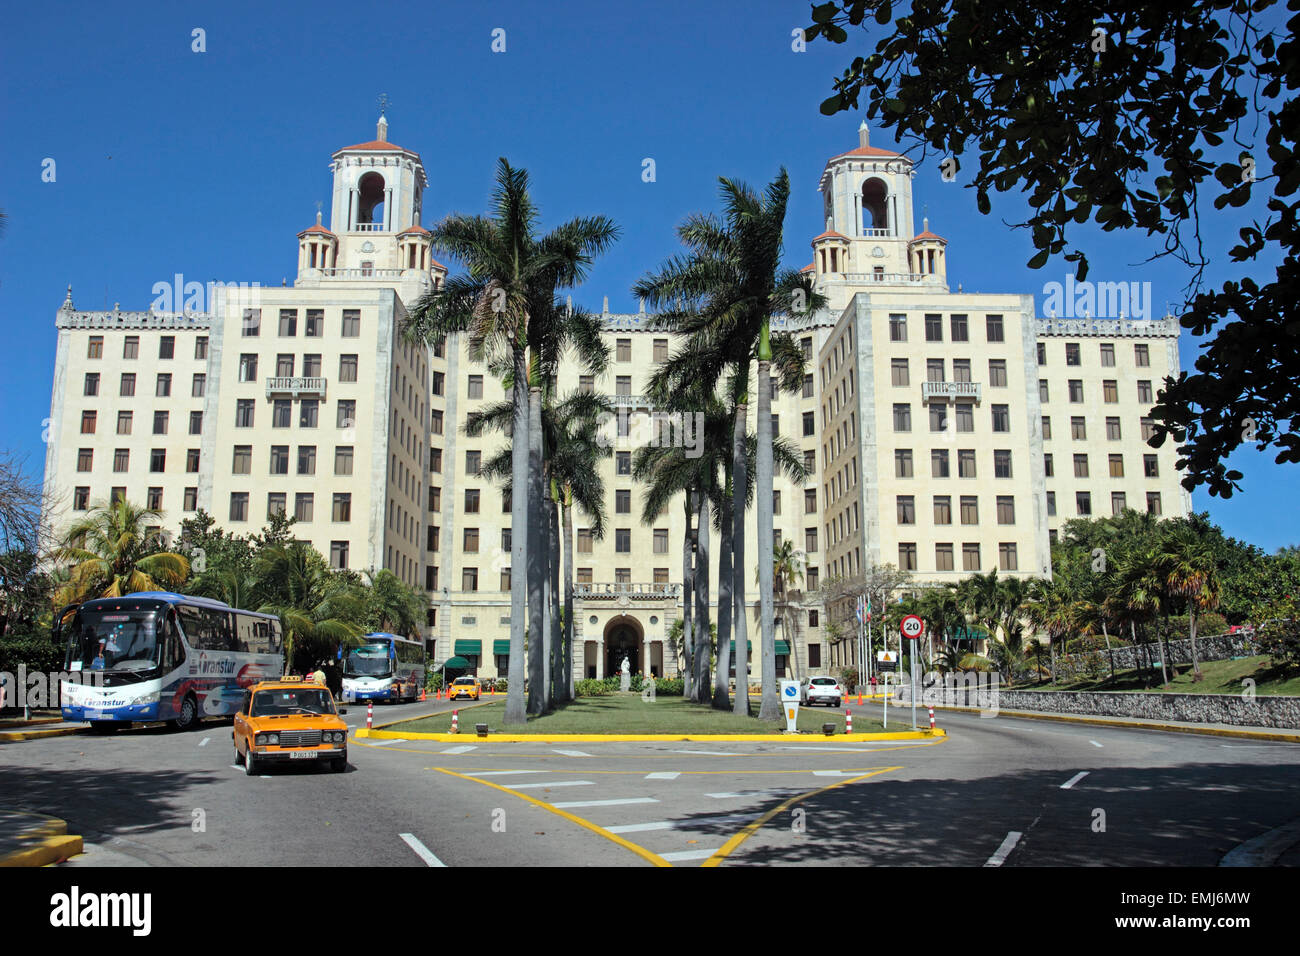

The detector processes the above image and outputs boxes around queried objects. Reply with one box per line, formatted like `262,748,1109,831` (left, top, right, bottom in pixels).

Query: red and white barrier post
366,700,373,730
928,706,935,731
451,709,459,734
845,709,853,734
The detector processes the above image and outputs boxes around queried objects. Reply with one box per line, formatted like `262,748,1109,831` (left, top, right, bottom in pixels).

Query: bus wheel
175,694,200,731
89,721,117,735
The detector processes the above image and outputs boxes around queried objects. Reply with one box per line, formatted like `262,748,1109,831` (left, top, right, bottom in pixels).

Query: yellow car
447,676,481,701
232,677,348,775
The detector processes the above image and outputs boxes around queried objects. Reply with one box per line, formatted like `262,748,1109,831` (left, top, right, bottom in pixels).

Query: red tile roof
297,224,336,237
811,230,849,243
912,229,947,242
398,223,430,236
828,144,904,161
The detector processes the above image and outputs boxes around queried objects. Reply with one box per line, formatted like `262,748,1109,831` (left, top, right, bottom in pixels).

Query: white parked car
800,676,843,707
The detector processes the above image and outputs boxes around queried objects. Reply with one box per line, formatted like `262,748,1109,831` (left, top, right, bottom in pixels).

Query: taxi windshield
251,687,336,717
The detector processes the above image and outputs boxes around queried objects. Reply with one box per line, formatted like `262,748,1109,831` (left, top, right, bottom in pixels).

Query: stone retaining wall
987,689,1300,729
1057,632,1256,676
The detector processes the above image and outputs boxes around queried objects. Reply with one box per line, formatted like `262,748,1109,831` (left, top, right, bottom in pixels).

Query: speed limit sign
900,614,925,640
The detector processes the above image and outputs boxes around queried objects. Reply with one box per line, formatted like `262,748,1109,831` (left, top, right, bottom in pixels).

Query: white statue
620,655,630,675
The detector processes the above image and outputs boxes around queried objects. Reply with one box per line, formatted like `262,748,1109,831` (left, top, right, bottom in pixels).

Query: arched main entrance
603,615,644,678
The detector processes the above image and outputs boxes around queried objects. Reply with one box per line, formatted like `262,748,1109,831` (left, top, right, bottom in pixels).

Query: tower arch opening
357,171,386,226
862,178,889,234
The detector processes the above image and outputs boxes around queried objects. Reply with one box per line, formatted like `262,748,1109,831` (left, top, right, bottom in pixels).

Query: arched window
862,178,889,234
358,172,386,228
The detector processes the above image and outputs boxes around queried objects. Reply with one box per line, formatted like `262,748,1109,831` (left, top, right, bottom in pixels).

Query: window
890,358,909,386
120,373,136,397
616,338,632,362
1144,454,1160,478
654,528,669,554
278,310,297,336
1066,342,1081,366
950,313,968,342
152,410,168,435
803,373,815,398
898,542,918,571
935,543,955,571
770,414,779,437
1103,380,1118,403
1100,342,1116,367
893,404,911,431
1137,380,1153,403
958,449,976,478
960,496,979,525
1042,416,1052,440
110,486,126,505
991,405,1010,432
123,336,139,359
1141,417,1156,441
80,410,97,434
501,490,512,514
267,445,288,475
1109,454,1125,478
337,400,356,430
192,336,208,360
929,404,948,433
611,451,631,477
576,375,595,395
925,313,943,342
466,450,481,475
1046,491,1056,517
464,489,480,514
305,310,323,337
267,492,286,517
330,541,349,570
155,373,172,397
889,314,907,342
242,309,261,337
467,375,483,399
88,336,103,359
145,486,163,509
299,400,319,428
1146,492,1163,515
1106,417,1122,440
1076,491,1093,516
233,446,253,475
429,486,441,511
83,372,100,397
113,448,129,472
652,338,669,363
996,496,1015,524
73,486,90,510
615,489,631,514
994,449,1013,478
430,448,442,473
988,360,1007,387
239,354,258,382
933,495,952,524
431,371,444,396
230,493,249,522
962,543,981,571
186,449,200,472
338,354,358,382
998,542,1018,571
236,399,255,427
1135,343,1150,367
76,449,93,472
1071,417,1087,440
955,403,974,433
294,493,314,522
985,314,1004,342
951,360,972,383
297,446,316,475
1068,380,1084,402
158,336,175,360
894,449,913,478
805,527,818,553
577,528,593,554
463,528,478,552
334,446,354,476
342,310,360,337
616,529,631,553
927,359,945,383
1039,380,1050,402
1044,453,1054,477
1036,342,1046,365
1111,491,1127,515
931,448,950,478
802,411,816,437
896,496,915,525
1073,453,1089,478
192,373,206,398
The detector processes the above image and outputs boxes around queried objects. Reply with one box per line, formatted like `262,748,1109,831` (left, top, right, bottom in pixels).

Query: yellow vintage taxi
447,676,481,701
232,677,348,775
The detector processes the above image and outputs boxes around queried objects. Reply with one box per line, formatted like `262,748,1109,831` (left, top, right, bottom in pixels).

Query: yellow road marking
434,767,671,867
701,766,902,868
351,735,947,760
424,765,898,776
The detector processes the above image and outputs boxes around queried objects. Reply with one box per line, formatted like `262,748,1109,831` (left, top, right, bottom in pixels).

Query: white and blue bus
57,591,283,732
342,633,425,703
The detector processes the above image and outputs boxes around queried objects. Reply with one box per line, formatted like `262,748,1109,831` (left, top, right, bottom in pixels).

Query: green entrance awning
775,640,791,656
454,639,482,657
443,656,471,670
729,641,753,652
492,640,511,656
951,626,989,641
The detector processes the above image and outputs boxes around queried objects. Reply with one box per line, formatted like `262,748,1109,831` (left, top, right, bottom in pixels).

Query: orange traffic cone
420,687,426,702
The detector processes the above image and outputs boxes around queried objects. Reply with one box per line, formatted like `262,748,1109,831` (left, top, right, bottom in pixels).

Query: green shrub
1257,596,1300,673
0,631,65,675
653,677,684,696
424,671,444,691
575,678,611,697
493,677,508,693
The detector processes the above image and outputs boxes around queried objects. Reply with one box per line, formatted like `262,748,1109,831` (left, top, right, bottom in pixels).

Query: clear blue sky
1,0,1293,551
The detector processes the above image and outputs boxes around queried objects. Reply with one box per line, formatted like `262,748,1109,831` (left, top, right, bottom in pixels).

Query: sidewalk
0,719,87,743
935,704,1300,742
0,810,83,867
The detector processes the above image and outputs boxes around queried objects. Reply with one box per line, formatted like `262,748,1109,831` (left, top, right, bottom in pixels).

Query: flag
865,595,872,621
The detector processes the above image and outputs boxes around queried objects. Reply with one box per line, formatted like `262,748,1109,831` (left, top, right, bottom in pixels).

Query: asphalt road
4,702,1299,867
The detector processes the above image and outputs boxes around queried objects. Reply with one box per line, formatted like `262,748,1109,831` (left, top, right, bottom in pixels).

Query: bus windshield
345,643,393,678
67,608,162,672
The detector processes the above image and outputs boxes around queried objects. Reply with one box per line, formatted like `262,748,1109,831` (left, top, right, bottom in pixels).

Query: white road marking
370,740,398,746
552,749,591,757
470,770,550,777
704,790,799,800
551,797,659,809
400,833,447,867
1060,771,1090,790
984,831,1023,867
777,745,874,752
645,771,681,780
812,770,869,777
511,780,594,790
229,765,241,771
608,813,757,834
199,737,210,747
670,749,743,756
440,745,478,754
1220,818,1300,866
1089,740,1103,748
661,848,722,862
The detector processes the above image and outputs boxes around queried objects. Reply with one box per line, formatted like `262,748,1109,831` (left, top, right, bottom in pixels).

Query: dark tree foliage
805,0,1300,496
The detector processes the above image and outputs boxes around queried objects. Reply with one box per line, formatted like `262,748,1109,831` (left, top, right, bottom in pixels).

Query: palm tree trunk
1102,620,1115,683
731,399,750,716
1189,607,1202,680
548,490,561,706
526,384,546,715
695,490,712,704
561,496,575,703
756,348,779,720
505,350,529,725
713,480,734,710
681,493,695,699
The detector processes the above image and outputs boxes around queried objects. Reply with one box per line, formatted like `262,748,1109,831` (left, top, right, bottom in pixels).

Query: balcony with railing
315,267,405,279
840,271,946,286
573,582,681,600
352,222,386,232
921,381,982,404
266,377,328,400
609,393,653,410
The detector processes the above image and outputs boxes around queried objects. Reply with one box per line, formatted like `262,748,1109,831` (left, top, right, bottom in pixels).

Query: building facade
41,119,1190,683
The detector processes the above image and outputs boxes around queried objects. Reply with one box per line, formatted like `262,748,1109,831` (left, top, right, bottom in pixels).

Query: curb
934,705,1300,742
0,812,84,868
356,727,946,743
0,716,63,729
0,726,86,743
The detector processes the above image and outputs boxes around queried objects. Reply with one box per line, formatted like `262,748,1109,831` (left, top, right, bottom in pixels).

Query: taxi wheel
175,694,200,732
331,755,347,773
234,742,245,765
244,746,258,776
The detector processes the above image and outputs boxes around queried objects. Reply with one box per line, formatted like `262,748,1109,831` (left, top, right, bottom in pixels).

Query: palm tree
362,568,426,639
1158,523,1222,681
54,499,190,604
406,158,617,723
254,542,366,673
1113,545,1171,684
636,169,822,719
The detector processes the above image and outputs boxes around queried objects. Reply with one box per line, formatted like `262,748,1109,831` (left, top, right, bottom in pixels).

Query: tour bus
56,591,283,732
341,633,426,703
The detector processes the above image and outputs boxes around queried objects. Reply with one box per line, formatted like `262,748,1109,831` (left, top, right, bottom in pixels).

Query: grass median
1028,654,1300,696
385,693,931,736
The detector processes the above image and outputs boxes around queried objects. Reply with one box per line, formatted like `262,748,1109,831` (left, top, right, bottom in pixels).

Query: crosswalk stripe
551,797,659,809
511,780,594,790
645,771,680,780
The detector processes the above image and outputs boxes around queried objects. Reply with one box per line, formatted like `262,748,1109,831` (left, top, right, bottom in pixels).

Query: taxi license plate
288,750,319,760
